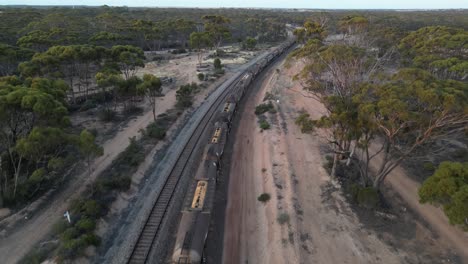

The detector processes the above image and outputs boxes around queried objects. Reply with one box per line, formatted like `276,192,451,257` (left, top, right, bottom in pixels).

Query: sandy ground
0,48,247,263
222,56,468,263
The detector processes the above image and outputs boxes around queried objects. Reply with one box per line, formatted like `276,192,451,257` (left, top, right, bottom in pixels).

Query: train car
171,179,213,264
216,101,236,129
208,121,228,159
172,151,218,264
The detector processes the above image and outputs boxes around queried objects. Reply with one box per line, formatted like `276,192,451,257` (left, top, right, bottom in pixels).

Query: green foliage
176,82,199,109
202,15,231,49
254,102,275,115
76,217,96,232
144,123,167,140
214,58,222,70
399,26,468,80
338,15,369,34
79,129,104,164
257,193,271,203
419,162,468,230
350,184,380,209
293,20,327,43
259,120,271,130
295,112,315,133
197,73,205,81
277,213,290,225
242,37,257,50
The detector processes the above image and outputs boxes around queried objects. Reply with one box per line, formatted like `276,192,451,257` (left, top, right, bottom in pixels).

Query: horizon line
1,5,468,10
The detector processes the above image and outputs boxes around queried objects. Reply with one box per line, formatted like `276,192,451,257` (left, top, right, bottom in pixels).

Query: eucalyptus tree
355,68,468,189
137,74,162,121
0,77,69,199
202,15,231,49
419,162,468,230
190,32,212,66
109,45,145,80
399,26,468,81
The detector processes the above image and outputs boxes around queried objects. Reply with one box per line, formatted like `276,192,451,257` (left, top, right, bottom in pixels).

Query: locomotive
171,40,294,264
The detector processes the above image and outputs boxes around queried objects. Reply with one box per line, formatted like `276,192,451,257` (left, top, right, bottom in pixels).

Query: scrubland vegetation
291,13,467,229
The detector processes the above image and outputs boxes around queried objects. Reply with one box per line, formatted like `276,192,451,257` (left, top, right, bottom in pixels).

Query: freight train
171,40,295,264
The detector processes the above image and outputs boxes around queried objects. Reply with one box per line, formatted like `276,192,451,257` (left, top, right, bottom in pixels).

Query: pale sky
1,0,468,9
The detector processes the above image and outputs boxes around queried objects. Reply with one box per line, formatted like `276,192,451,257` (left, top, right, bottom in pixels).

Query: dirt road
223,57,402,264
222,57,467,263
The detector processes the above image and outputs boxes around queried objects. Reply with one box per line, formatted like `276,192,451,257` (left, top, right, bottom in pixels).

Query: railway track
127,71,245,264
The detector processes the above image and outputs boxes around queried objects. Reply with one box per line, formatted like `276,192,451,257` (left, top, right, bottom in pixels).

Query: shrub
257,193,271,203
76,217,96,232
98,109,117,122
423,162,436,171
295,112,314,133
145,123,166,140
214,58,222,69
255,102,275,115
80,233,101,247
176,83,199,109
79,99,97,112
118,137,145,167
82,200,101,217
101,176,132,191
60,227,80,241
259,120,270,130
277,213,290,225
350,184,380,209
197,72,205,81
263,92,275,101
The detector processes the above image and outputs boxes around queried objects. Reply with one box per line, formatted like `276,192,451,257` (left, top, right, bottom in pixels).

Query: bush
214,58,222,69
80,233,101,247
197,73,205,81
100,176,132,191
255,102,275,115
277,213,290,225
76,217,96,232
423,162,436,171
257,193,271,203
176,83,199,109
60,227,80,241
263,92,275,101
350,184,380,209
295,112,314,133
259,120,270,130
98,109,117,122
82,200,101,217
144,123,166,140
79,99,97,112
118,137,145,167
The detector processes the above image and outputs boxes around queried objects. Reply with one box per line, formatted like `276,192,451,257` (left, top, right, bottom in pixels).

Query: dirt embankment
222,57,467,263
